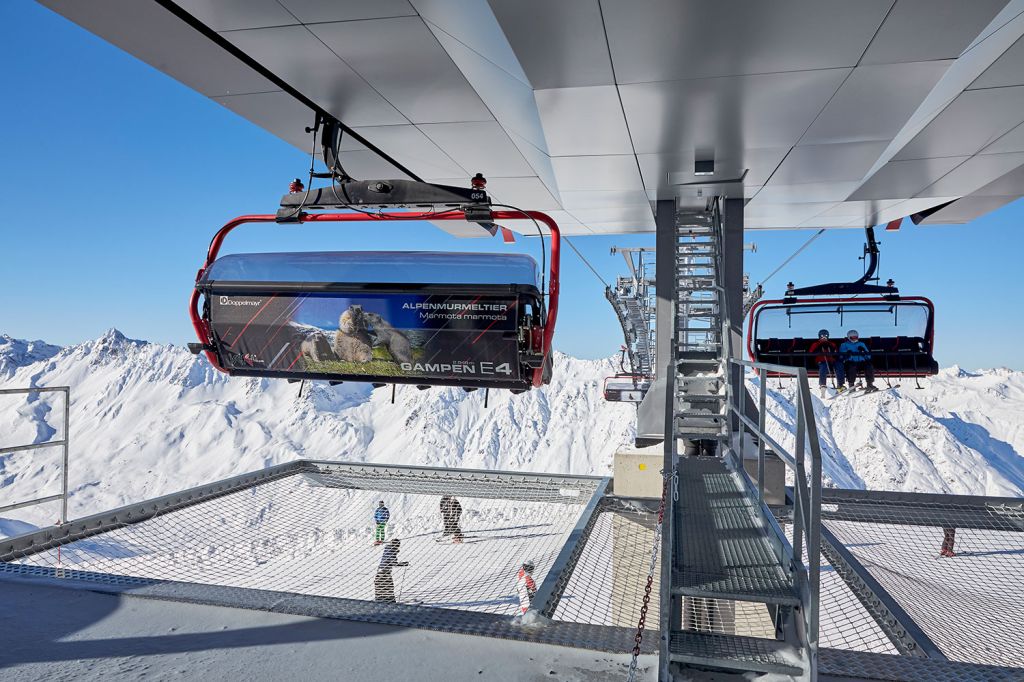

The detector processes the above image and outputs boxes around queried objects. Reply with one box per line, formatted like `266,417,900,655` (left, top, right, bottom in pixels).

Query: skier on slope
439,495,464,544
808,329,845,398
373,500,390,546
940,527,957,558
839,330,877,393
516,561,538,614
374,538,409,602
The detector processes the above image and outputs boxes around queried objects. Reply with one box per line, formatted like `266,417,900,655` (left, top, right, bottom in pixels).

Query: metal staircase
674,210,727,445
662,201,820,680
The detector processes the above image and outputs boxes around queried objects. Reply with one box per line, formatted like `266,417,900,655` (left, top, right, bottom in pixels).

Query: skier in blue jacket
839,330,877,393
373,500,390,546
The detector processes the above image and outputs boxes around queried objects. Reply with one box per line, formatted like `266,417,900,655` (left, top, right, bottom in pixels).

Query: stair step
676,411,725,421
672,456,799,605
668,632,803,676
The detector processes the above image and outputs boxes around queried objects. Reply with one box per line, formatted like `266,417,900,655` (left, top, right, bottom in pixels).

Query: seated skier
808,329,845,397
839,330,877,393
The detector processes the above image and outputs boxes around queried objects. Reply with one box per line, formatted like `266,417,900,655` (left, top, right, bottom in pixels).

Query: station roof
39,0,1024,234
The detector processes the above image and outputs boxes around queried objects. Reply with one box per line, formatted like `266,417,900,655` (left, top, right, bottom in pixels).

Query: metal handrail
0,386,71,523
724,357,822,679
714,201,820,678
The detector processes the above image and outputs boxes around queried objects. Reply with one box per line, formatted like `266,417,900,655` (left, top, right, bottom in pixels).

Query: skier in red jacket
808,329,844,397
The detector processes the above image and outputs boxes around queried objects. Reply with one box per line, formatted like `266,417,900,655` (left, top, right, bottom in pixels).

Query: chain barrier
626,470,671,681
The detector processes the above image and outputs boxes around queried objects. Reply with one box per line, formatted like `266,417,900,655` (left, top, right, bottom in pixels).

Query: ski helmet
378,500,385,505
847,329,859,339
818,329,829,338
522,561,535,573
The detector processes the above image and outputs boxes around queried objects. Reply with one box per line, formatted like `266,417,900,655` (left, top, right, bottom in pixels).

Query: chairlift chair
189,175,560,392
746,226,938,378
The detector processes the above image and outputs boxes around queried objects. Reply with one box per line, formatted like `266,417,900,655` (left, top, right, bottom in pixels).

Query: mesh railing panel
553,506,658,627
818,551,899,654
8,467,598,619
824,512,1024,666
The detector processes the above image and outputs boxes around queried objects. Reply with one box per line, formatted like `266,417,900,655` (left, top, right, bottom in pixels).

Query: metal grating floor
668,631,802,676
673,456,797,604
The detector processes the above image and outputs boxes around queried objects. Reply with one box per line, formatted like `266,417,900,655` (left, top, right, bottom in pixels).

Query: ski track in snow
0,330,1022,537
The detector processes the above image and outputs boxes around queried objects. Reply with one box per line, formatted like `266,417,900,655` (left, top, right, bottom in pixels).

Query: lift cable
563,237,610,288
756,228,827,289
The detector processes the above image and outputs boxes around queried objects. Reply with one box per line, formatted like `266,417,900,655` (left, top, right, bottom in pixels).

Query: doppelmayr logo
219,296,262,307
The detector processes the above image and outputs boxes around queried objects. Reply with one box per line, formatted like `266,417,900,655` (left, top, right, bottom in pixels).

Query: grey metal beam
0,440,66,454
533,477,611,617
819,524,947,660
0,562,648,654
821,488,1024,531
0,494,64,515
304,459,604,483
0,461,307,562
636,199,677,445
0,386,68,395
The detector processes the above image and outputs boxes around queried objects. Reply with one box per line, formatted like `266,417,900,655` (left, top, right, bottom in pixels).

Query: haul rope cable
563,237,610,288
757,227,827,288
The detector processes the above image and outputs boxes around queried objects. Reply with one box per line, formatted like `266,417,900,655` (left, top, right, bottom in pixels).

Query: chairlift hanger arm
789,226,898,298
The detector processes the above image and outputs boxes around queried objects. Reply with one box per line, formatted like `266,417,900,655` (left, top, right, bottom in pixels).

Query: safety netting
823,502,1024,667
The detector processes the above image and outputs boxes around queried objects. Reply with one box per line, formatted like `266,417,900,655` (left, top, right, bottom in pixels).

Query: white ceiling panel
917,151,1024,197
280,0,416,24
222,25,407,126
743,201,838,224
859,0,1007,65
601,0,891,83
427,26,548,151
412,0,530,86
637,149,790,189
913,195,1017,224
567,205,655,225
535,86,633,156
485,177,562,211
175,0,298,31
550,155,644,192
620,70,850,155
850,156,968,200
310,17,492,124
584,219,657,234
982,122,1024,154
43,0,279,97
418,122,534,178
342,125,467,179
970,35,1024,89
213,91,316,149
558,190,651,210
488,0,612,89
769,141,890,186
970,162,1024,196
868,196,960,224
801,61,952,145
752,182,863,204
893,86,1024,160
798,214,863,228
499,210,588,236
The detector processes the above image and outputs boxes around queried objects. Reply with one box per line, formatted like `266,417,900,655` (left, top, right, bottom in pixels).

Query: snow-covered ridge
0,330,636,530
1,330,1023,535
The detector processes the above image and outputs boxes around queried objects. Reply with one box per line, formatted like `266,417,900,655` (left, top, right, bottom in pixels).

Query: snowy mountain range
1,330,1023,535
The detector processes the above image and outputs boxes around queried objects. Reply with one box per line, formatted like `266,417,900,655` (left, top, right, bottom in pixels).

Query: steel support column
636,199,677,445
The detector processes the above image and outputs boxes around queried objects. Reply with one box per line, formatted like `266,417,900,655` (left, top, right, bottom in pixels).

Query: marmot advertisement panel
207,290,529,387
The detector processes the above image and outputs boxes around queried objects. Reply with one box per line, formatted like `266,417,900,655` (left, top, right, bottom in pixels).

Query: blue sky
2,1,1022,369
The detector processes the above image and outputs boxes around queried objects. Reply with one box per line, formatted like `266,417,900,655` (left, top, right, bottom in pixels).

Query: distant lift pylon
747,225,938,378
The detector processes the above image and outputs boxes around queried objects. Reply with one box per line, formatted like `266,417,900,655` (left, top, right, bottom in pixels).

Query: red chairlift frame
746,295,937,377
190,210,560,388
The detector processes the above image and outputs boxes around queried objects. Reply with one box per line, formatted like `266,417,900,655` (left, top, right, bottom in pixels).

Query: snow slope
2,330,1023,534
757,372,1024,496
0,330,635,530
